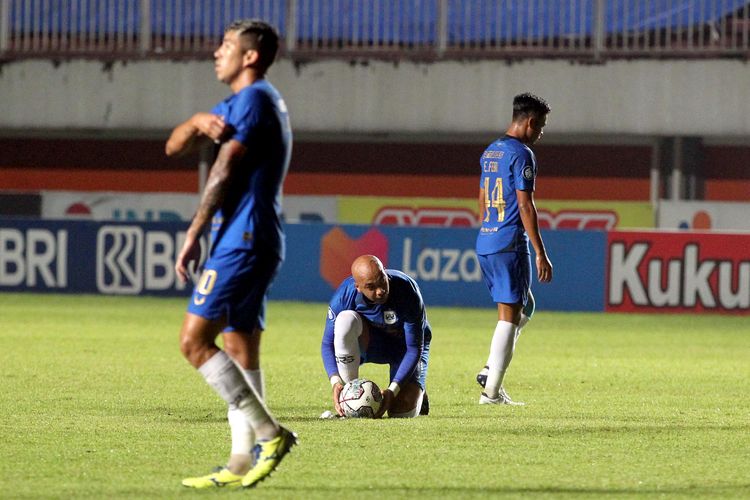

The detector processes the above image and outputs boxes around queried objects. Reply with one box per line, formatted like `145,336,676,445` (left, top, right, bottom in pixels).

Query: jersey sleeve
224,88,267,147
211,100,228,117
513,148,536,192
391,277,427,385
320,281,351,380
392,322,424,386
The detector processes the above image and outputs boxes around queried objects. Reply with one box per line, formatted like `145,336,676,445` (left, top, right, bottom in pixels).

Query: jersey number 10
483,177,506,223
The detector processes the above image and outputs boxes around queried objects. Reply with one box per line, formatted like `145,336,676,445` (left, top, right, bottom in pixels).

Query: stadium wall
3,59,750,136
1,219,747,315
2,137,749,203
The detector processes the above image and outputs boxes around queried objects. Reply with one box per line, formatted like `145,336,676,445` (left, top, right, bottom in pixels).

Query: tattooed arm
175,139,248,283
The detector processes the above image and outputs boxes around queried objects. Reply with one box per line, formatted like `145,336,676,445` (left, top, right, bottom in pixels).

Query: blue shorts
187,247,281,332
361,327,431,391
478,251,531,306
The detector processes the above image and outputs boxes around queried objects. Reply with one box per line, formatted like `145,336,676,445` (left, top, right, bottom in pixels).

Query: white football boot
479,388,525,406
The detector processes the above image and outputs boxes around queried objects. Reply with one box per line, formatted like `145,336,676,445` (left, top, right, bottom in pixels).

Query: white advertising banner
40,191,339,223
41,191,199,221
282,195,338,223
658,201,750,231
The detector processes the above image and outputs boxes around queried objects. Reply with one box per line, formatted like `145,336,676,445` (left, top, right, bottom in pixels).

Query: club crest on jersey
384,310,398,324
523,165,534,181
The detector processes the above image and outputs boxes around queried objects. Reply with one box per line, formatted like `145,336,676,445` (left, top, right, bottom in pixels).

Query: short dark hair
226,19,280,73
512,93,550,121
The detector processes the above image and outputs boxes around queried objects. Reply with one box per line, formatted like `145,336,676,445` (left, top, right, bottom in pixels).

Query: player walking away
322,255,431,418
476,93,553,406
165,19,296,489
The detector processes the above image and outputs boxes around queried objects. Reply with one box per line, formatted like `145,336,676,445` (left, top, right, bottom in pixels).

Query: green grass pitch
1,293,748,499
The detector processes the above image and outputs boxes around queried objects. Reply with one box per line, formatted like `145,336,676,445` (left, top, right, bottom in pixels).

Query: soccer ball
338,378,383,418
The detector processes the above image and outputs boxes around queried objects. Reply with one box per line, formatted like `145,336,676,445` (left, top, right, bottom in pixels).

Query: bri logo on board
96,226,204,294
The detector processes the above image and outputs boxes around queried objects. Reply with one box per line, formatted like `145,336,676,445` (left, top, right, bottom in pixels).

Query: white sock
199,350,254,406
244,369,265,400
227,369,265,459
198,351,275,440
333,310,363,383
485,313,529,368
227,404,252,471
484,321,517,399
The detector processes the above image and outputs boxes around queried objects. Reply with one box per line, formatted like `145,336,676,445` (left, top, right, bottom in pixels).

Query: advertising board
3,219,746,314
607,231,749,314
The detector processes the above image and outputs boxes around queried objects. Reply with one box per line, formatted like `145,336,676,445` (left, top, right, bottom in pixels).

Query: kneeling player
321,255,431,418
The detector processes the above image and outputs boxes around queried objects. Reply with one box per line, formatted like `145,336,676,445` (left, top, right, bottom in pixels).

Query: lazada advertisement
607,231,750,314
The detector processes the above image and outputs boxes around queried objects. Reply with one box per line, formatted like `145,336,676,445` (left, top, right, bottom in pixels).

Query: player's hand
374,389,394,419
536,253,553,283
332,382,345,417
192,112,232,143
175,232,201,283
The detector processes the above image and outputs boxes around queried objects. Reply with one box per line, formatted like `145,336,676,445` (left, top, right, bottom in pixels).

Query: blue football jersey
209,79,292,259
321,270,432,386
475,135,536,256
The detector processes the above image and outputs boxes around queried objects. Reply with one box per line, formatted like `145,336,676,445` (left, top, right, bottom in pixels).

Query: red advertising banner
606,231,750,314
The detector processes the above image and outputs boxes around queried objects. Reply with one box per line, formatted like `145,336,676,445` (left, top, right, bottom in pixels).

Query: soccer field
1,293,748,499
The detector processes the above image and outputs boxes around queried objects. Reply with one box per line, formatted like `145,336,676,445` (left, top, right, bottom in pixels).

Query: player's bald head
351,255,384,282
351,255,390,304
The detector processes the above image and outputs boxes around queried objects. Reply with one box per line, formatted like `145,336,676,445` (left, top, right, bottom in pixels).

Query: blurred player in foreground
321,255,431,418
165,19,295,489
475,93,553,406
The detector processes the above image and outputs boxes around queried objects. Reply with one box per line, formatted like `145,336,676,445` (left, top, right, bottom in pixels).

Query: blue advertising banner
0,219,200,296
275,224,606,311
0,219,606,311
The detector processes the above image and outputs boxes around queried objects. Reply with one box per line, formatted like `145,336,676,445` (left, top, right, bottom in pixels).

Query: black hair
512,93,551,121
226,19,280,73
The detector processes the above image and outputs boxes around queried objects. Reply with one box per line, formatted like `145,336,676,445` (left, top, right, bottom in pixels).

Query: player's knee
334,310,362,339
179,329,212,364
179,332,198,360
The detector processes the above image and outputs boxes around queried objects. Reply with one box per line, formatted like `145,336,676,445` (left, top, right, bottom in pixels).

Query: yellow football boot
181,466,243,489
241,426,298,488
